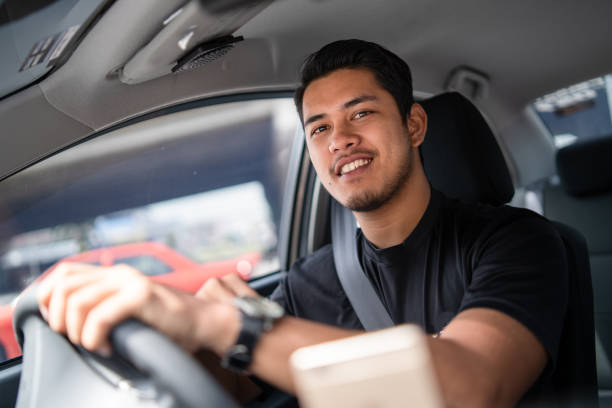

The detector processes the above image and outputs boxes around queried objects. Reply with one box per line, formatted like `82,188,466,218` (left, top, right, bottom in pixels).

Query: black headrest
556,135,612,197
420,92,514,206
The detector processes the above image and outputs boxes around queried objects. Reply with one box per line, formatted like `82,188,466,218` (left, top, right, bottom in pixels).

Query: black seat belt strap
331,198,394,331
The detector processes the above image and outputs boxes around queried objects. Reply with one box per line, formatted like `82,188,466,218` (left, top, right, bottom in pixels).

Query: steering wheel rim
13,285,240,408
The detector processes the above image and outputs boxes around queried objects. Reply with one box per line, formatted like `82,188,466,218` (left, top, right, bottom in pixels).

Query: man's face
302,68,414,212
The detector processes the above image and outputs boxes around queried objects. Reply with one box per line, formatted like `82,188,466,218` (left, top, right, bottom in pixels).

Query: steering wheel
12,286,240,408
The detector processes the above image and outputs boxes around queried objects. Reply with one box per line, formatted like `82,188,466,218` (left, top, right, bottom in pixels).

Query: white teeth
341,159,371,175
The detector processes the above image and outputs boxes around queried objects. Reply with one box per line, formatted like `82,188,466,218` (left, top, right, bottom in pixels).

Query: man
37,39,567,407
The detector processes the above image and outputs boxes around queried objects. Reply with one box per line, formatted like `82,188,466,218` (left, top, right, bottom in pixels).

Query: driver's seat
420,92,598,406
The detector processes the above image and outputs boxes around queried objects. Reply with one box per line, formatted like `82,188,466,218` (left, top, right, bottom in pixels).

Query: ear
406,103,427,148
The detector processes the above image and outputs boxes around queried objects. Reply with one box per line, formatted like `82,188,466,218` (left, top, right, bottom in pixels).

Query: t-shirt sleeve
458,211,569,367
268,271,294,316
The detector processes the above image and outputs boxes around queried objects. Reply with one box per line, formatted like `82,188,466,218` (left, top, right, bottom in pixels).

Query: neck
353,164,431,249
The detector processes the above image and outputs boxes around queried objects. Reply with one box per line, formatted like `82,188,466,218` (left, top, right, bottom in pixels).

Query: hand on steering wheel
36,262,239,356
14,283,241,408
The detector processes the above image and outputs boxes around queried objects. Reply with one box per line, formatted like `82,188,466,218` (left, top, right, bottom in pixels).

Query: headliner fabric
556,135,612,197
420,92,514,206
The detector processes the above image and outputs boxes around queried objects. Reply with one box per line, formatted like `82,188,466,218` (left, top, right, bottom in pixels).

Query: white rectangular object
289,324,443,408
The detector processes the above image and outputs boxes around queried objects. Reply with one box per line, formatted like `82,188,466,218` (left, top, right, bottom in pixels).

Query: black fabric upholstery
557,135,612,197
420,92,514,206
421,92,598,406
551,221,598,407
544,185,612,396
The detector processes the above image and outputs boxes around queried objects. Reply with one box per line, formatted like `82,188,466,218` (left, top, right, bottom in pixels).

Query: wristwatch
221,296,284,373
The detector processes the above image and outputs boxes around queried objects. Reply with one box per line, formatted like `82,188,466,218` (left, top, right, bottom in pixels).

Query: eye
353,110,372,119
310,124,329,137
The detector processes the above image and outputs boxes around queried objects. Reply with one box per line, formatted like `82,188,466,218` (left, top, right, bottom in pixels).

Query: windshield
0,0,107,99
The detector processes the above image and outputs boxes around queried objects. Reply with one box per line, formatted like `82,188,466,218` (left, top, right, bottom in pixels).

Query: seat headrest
420,92,514,206
556,135,612,197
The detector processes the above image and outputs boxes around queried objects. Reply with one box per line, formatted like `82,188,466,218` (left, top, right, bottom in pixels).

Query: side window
516,75,612,213
113,256,172,277
533,74,612,148
0,97,299,363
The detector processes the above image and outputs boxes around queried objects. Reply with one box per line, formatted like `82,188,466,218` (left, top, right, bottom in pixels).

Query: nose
328,122,359,153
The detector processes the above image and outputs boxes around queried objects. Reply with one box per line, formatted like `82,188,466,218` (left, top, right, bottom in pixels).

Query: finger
37,262,99,311
219,274,257,297
195,277,236,303
65,281,118,346
47,270,107,333
80,281,153,352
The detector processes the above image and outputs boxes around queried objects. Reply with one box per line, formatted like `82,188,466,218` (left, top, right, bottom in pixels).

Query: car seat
542,135,612,406
419,92,598,406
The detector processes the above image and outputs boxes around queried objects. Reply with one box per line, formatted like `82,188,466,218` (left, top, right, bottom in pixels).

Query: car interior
1,0,611,407
331,91,598,406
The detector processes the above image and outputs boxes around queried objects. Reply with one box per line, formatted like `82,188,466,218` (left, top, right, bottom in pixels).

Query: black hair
294,39,414,125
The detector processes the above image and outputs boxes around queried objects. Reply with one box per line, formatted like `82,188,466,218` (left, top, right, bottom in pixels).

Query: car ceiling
1,0,612,187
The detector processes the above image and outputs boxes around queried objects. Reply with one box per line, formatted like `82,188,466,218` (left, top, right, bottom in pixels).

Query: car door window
112,256,172,276
533,74,612,148
0,96,299,363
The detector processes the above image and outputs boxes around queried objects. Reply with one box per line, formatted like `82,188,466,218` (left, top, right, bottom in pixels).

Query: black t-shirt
270,189,569,402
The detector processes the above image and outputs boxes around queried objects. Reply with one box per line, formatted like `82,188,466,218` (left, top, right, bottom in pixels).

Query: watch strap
221,311,265,372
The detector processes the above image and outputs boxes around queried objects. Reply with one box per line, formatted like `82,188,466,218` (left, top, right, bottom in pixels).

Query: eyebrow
304,113,326,128
343,94,378,109
303,94,378,127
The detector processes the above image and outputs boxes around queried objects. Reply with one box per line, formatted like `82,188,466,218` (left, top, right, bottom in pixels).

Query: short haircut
294,39,414,125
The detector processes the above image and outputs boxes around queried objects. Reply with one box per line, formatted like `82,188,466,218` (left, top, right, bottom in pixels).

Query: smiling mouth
340,158,372,175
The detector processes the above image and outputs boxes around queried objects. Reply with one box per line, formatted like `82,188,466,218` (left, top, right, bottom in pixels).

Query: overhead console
119,0,273,84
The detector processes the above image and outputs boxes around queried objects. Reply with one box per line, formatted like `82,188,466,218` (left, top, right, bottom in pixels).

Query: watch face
234,296,284,319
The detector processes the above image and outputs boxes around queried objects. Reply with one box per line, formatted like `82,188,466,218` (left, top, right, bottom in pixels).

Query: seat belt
331,198,394,330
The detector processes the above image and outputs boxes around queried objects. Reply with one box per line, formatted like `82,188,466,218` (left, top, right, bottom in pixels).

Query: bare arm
197,274,547,406
38,266,547,407
224,308,546,408
427,308,547,408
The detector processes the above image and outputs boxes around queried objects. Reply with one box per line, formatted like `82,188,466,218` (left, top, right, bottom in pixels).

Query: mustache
329,149,377,174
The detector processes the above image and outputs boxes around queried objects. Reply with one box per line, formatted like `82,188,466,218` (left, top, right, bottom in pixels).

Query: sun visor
119,0,273,84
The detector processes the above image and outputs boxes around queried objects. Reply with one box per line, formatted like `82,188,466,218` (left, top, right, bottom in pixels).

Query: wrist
199,301,241,357
220,296,285,373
